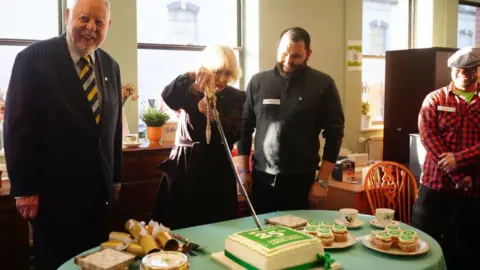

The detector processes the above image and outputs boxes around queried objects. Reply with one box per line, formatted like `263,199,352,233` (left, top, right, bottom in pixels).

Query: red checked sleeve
454,144,480,167
418,93,465,183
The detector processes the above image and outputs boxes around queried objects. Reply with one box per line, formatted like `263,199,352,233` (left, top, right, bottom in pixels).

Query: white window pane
457,4,477,48
362,0,410,56
0,46,26,92
0,0,58,39
137,0,238,47
362,58,385,121
137,48,240,102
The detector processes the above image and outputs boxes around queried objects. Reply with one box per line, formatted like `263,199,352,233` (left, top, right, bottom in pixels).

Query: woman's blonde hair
199,44,242,84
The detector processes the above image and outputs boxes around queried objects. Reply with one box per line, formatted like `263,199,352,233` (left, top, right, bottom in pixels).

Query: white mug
375,208,395,226
339,208,358,225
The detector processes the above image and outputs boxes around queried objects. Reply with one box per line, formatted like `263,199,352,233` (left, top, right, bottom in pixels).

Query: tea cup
375,208,395,226
124,134,139,144
338,208,358,225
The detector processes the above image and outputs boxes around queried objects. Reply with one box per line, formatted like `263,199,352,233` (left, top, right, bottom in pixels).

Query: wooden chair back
363,161,418,224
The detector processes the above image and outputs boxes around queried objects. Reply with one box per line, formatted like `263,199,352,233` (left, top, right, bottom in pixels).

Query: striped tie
78,56,101,124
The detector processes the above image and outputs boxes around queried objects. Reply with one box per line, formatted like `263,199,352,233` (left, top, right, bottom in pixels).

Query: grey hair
69,0,110,9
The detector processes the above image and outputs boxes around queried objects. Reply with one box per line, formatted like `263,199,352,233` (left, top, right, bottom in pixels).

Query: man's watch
316,179,329,189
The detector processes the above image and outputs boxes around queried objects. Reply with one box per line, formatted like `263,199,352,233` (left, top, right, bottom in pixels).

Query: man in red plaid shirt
413,46,480,269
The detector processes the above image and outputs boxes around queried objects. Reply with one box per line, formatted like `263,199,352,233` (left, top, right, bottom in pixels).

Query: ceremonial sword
206,96,263,231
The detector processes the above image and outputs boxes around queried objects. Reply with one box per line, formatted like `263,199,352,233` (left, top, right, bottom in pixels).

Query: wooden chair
363,161,418,224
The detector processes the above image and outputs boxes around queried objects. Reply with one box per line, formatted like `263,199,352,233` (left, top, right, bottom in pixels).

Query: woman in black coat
152,44,246,229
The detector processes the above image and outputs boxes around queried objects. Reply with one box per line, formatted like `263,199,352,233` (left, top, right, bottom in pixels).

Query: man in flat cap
413,46,480,269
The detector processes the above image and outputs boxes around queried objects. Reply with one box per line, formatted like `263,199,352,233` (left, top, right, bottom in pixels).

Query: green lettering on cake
238,226,312,250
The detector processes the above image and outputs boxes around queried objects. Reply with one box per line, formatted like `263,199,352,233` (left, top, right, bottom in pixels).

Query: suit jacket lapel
54,34,98,129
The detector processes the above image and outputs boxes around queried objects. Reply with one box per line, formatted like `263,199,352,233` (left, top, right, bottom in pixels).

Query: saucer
335,218,364,228
123,142,141,148
369,218,399,229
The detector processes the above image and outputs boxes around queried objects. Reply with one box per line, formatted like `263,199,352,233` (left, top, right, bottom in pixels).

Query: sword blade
208,98,263,231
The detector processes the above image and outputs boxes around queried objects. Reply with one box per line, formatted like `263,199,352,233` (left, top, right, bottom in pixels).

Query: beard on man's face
454,72,478,90
276,59,308,78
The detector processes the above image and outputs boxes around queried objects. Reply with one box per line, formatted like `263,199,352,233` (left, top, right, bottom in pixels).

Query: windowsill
361,125,384,132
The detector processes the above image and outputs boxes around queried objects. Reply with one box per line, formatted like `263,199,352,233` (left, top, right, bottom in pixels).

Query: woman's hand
189,67,215,93
198,97,215,120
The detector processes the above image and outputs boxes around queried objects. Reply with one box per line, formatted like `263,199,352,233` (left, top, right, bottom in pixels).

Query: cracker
264,215,308,228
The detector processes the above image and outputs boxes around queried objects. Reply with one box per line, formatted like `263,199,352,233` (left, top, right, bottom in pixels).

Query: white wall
100,0,139,133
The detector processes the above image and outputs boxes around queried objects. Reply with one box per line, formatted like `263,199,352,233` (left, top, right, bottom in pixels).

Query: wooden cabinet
321,180,369,214
0,181,30,270
108,144,172,232
383,47,458,164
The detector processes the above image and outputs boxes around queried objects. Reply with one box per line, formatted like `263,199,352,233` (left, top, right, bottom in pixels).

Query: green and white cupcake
385,225,401,233
401,230,417,240
388,230,402,246
398,234,418,252
331,224,348,242
374,232,393,250
321,221,335,228
317,229,335,246
318,225,331,231
307,221,319,227
303,226,318,236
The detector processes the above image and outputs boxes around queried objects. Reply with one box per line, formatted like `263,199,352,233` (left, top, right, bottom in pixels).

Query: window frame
0,0,65,47
458,0,480,48
460,1,480,8
361,0,415,126
137,0,245,89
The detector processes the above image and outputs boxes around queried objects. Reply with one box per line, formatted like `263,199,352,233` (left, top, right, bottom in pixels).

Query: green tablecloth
58,210,446,270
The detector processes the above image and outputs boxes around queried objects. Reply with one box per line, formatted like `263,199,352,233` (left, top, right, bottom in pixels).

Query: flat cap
448,46,480,68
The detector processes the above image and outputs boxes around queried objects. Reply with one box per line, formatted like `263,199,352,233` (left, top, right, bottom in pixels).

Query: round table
59,210,446,270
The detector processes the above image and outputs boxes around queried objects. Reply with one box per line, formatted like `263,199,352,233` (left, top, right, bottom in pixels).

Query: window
368,20,388,56
362,0,411,126
137,0,243,123
167,1,200,44
457,2,479,47
0,0,61,91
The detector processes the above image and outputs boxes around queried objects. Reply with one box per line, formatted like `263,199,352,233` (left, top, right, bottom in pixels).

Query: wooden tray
75,248,135,270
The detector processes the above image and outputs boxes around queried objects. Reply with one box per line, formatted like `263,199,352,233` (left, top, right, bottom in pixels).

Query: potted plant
121,84,139,135
361,83,371,129
140,107,170,145
361,101,371,129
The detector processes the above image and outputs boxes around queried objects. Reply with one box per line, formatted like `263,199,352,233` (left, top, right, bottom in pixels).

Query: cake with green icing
224,226,325,270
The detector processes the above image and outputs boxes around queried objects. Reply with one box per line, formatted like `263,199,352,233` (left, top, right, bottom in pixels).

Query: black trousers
31,202,108,270
251,170,315,214
412,185,480,270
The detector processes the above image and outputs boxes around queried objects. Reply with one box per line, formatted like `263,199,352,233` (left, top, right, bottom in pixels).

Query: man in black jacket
237,27,345,214
4,0,122,269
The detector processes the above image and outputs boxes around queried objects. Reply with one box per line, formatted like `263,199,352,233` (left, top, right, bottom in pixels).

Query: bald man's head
65,0,111,56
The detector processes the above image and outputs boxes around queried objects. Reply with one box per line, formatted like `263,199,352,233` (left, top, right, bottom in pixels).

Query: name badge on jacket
263,99,281,105
437,106,456,112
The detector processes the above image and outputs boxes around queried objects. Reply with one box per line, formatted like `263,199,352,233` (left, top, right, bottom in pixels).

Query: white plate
369,219,400,229
211,252,342,270
335,218,364,229
323,233,356,249
361,235,430,256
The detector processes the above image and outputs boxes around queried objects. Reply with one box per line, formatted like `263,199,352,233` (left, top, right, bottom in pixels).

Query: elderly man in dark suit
4,0,122,269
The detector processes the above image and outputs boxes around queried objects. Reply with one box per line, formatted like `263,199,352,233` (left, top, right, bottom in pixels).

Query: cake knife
207,98,263,231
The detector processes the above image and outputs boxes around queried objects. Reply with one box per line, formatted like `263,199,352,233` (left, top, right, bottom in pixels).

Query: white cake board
211,252,342,270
